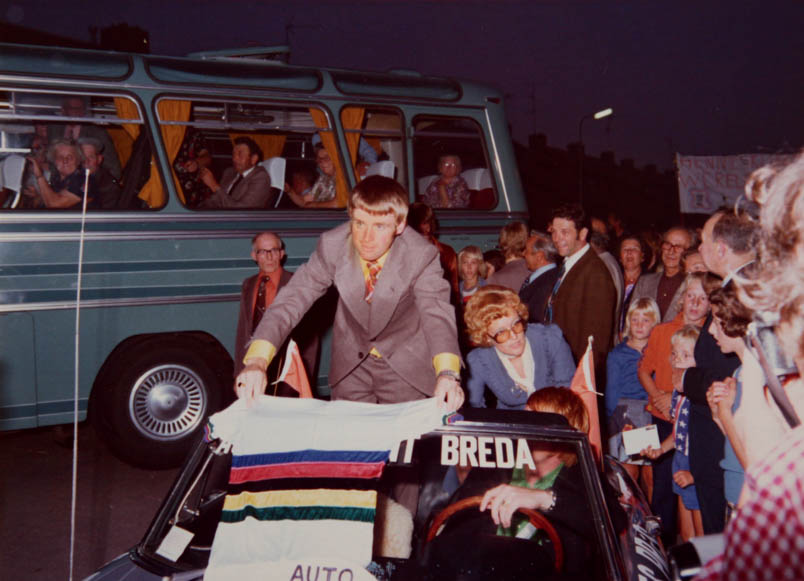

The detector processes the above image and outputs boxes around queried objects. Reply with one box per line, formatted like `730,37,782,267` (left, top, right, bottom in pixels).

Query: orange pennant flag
275,339,313,398
570,336,602,463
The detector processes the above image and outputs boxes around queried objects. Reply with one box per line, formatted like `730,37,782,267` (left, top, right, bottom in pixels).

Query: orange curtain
340,106,365,169
113,97,160,207
157,100,192,205
309,108,348,207
228,133,287,161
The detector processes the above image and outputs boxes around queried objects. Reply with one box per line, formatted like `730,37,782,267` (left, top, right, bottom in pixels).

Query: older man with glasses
630,226,692,322
233,232,319,386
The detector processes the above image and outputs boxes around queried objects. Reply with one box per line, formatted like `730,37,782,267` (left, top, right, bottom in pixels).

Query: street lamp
578,107,614,205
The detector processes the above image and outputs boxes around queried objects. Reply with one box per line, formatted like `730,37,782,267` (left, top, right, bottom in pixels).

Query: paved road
0,423,179,580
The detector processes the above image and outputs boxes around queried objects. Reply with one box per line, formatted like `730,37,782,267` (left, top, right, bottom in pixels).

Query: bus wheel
98,341,223,469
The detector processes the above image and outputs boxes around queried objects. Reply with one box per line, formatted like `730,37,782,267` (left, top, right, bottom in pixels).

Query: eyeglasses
662,241,687,253
489,319,525,344
255,248,281,257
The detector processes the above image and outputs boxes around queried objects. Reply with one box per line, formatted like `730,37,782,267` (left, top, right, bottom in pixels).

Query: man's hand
480,484,551,528
434,375,464,412
198,167,219,191
650,391,672,418
235,358,268,407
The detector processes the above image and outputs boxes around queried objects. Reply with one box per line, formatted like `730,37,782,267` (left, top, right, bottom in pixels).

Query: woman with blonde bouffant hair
464,285,575,409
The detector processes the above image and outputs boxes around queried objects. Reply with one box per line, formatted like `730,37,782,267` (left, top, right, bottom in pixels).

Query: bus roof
0,42,503,104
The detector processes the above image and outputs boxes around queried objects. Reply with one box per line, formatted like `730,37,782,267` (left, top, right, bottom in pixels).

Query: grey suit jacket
487,258,531,292
250,223,460,398
200,165,273,209
631,271,684,323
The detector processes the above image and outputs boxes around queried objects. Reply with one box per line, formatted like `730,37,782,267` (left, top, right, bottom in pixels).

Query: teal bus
0,43,528,467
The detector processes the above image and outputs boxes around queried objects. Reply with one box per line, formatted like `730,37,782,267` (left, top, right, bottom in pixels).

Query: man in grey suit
236,176,464,411
199,136,273,209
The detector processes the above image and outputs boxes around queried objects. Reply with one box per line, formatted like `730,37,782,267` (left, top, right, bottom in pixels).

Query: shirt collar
561,243,590,275
528,262,557,284
241,165,256,179
722,259,755,287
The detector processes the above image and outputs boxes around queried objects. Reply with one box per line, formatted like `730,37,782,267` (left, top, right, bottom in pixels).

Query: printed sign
675,153,793,214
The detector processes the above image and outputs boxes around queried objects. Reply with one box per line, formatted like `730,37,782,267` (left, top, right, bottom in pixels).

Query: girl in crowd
464,286,575,409
457,245,486,303
605,297,661,484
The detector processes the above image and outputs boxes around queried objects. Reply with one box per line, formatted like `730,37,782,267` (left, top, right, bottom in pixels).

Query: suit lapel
334,239,371,327
367,236,407,339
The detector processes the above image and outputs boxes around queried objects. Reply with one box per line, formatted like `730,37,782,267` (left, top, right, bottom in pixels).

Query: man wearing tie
234,232,318,389
236,176,464,411
199,137,273,209
545,203,616,380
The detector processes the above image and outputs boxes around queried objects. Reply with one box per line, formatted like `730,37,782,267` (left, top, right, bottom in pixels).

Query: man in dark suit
199,136,273,209
234,232,318,385
236,176,463,410
674,209,757,533
519,231,559,324
545,204,616,376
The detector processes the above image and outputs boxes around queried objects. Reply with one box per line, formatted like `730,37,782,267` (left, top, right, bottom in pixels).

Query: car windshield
136,407,619,581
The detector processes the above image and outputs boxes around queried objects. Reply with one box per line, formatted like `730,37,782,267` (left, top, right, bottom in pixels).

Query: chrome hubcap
129,364,206,441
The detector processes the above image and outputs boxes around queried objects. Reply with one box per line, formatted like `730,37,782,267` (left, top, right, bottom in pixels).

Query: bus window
0,90,155,211
412,115,497,210
340,106,406,190
158,98,348,210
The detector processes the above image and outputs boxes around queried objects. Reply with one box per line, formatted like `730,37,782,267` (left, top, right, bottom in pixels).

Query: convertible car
85,401,671,581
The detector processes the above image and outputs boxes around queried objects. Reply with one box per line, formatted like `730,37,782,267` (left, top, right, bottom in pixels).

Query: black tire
94,339,223,469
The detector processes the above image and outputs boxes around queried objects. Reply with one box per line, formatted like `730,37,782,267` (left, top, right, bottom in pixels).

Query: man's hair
623,297,660,339
251,231,283,250
527,231,559,264
463,285,529,347
348,175,409,224
483,249,505,273
47,139,84,165
588,229,611,253
407,201,436,235
711,209,760,254
233,136,263,162
498,221,528,258
457,245,487,279
77,136,104,155
663,226,692,244
709,285,753,338
550,203,588,233
671,324,700,350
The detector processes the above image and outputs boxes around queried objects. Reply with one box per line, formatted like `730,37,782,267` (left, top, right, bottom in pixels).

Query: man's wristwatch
437,370,461,382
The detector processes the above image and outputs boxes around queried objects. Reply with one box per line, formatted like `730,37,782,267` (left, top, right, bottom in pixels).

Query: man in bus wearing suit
235,176,464,411
234,232,318,386
199,136,274,209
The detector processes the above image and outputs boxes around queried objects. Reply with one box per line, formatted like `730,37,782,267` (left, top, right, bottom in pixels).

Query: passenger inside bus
47,96,122,179
26,139,96,209
78,137,123,210
301,144,338,208
198,137,273,209
422,154,471,209
173,127,214,207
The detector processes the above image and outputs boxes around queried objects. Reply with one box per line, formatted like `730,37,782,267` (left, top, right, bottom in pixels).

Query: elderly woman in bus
464,286,575,409
26,138,92,209
422,153,470,209
301,145,339,208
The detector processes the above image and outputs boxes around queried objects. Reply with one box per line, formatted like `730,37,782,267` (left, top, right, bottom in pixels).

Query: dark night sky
4,0,803,169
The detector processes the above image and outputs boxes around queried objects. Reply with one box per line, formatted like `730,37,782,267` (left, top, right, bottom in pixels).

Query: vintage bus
0,42,528,467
